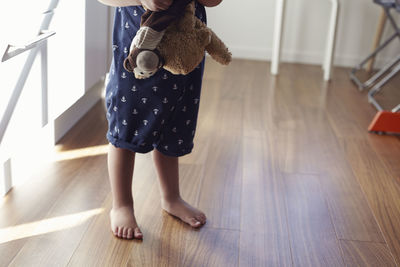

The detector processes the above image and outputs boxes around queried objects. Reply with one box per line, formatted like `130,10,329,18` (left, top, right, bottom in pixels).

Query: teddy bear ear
123,57,134,73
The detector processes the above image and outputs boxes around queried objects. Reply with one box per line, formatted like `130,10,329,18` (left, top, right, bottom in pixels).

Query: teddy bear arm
205,29,232,65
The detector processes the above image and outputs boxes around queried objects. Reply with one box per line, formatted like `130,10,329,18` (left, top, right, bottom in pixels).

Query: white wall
206,0,400,67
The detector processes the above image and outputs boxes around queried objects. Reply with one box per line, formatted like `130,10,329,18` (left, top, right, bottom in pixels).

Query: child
100,0,222,239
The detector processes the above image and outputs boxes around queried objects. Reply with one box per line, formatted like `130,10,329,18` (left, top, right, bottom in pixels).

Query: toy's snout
134,50,160,79
124,49,162,79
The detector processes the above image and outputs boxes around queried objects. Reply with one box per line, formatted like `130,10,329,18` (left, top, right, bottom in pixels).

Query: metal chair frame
350,0,400,91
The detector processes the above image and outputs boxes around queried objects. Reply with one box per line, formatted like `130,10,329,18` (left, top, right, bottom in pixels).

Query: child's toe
118,227,124,237
188,217,202,228
134,227,143,239
122,227,129,238
196,214,206,224
127,228,133,239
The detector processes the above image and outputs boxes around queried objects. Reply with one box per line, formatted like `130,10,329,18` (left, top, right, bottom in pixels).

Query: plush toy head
123,47,164,79
156,1,232,76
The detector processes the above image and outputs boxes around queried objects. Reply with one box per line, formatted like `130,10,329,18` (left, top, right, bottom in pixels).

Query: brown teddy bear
123,0,232,79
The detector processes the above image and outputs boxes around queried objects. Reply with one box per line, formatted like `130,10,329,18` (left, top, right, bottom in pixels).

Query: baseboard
228,45,395,68
53,78,105,143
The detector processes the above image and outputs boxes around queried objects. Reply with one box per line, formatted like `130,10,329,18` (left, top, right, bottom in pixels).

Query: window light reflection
0,208,103,244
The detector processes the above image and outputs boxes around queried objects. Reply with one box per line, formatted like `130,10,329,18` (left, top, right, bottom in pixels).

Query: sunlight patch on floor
50,144,109,162
0,208,103,244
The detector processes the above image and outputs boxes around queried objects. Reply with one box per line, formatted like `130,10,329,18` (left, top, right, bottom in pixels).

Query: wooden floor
1,59,400,266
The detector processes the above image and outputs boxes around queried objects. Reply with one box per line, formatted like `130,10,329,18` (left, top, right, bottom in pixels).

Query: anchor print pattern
104,4,207,156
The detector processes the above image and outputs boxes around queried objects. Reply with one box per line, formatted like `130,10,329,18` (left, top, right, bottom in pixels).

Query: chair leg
366,9,387,73
350,6,400,90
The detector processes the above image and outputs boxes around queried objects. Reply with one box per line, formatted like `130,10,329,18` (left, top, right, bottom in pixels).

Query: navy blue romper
105,2,207,157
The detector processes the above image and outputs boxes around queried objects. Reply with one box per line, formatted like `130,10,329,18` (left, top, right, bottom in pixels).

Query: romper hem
155,143,194,157
107,135,154,154
108,135,194,157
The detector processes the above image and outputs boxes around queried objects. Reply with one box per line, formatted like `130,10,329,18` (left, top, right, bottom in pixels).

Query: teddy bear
123,0,232,79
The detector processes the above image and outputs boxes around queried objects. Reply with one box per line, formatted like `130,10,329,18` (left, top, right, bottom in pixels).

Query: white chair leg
323,0,339,81
271,0,286,75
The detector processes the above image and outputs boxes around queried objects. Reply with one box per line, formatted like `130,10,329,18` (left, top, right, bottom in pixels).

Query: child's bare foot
161,197,206,228
109,205,143,239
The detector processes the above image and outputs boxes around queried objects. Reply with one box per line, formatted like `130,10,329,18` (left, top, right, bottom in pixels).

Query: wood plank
304,114,385,242
267,68,385,243
240,130,292,267
67,194,134,267
129,225,239,267
197,129,242,230
367,134,400,177
239,232,291,267
341,138,400,265
196,71,244,229
67,153,168,266
276,122,322,174
180,228,239,267
242,61,274,132
8,155,110,267
2,60,400,266
0,157,95,266
241,131,286,232
127,217,188,267
284,173,344,267
179,164,204,206
315,120,384,242
272,64,333,174
340,240,396,267
325,68,377,139
319,168,385,243
68,162,204,266
128,226,240,267
326,94,370,139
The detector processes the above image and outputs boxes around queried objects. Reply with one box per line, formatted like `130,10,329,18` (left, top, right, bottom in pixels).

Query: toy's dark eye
149,72,153,75
140,71,144,74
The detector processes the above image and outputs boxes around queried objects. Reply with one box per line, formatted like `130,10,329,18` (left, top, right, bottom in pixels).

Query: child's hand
141,0,173,11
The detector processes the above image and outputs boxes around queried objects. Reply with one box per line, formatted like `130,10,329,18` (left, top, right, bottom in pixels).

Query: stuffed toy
123,0,232,79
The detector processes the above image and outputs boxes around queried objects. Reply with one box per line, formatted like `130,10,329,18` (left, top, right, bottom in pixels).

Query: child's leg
152,149,206,227
107,144,143,239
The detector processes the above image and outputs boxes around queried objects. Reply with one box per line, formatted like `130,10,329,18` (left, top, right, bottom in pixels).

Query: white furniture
1,0,109,196
1,0,59,196
271,0,339,81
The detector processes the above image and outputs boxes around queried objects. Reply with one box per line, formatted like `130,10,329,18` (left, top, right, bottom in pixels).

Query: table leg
271,0,286,75
323,0,339,81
